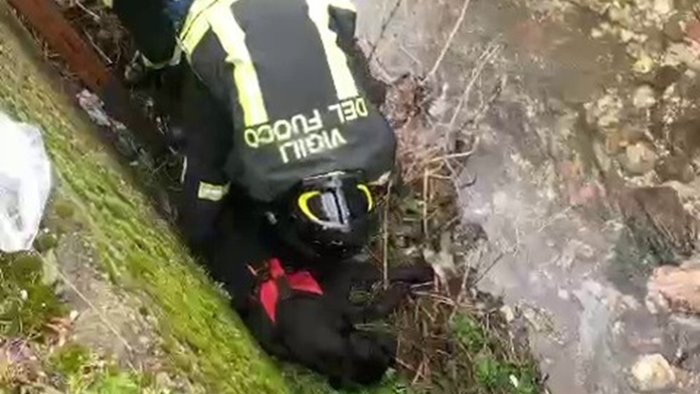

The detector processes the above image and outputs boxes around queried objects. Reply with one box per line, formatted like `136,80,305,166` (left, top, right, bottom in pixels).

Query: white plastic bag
0,112,52,253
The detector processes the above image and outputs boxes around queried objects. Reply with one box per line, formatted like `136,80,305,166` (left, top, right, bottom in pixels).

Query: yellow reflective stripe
181,17,210,60
180,0,218,40
198,182,230,202
306,0,359,100
357,184,374,211
207,0,269,127
298,191,323,224
329,0,357,12
180,0,220,59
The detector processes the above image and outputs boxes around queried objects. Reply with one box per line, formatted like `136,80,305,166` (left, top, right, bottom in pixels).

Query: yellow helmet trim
298,191,323,224
357,184,374,212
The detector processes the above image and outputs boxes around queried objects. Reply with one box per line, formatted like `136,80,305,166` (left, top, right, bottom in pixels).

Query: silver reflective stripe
180,157,188,184
198,182,230,201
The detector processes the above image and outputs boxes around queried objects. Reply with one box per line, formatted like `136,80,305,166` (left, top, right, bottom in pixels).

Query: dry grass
373,40,544,391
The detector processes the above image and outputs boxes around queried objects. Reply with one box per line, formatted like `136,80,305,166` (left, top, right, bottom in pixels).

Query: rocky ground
2,1,545,393
355,0,700,392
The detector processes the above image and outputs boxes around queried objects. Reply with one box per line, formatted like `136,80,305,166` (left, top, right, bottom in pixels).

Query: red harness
253,258,323,323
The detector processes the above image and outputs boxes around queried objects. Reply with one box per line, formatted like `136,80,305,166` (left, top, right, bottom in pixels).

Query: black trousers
112,1,233,251
177,69,234,253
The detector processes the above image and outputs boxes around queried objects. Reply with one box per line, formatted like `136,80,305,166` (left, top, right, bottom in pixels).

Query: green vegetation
0,252,65,338
452,314,539,394
50,344,153,394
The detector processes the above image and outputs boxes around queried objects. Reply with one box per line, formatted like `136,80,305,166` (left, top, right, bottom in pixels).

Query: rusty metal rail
7,0,110,92
7,0,167,155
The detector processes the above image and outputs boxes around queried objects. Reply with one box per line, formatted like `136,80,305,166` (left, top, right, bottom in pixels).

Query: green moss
451,314,487,353
51,344,92,377
474,358,539,394
415,311,544,394
50,344,155,394
86,372,142,394
53,199,77,220
34,232,59,254
0,252,65,337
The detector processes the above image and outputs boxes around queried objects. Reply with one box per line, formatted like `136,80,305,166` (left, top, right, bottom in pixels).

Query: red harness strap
258,258,323,323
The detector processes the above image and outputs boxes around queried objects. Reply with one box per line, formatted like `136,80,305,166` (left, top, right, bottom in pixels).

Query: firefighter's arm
329,0,358,48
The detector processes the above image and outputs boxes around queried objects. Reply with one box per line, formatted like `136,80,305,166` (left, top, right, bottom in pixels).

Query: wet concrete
356,0,700,392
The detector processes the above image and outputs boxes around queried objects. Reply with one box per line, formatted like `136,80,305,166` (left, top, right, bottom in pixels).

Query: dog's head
330,330,397,389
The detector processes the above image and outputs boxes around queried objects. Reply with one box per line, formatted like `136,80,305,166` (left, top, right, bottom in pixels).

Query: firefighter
109,0,396,260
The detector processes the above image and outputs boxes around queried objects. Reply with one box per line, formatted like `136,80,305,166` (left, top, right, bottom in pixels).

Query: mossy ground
0,4,336,393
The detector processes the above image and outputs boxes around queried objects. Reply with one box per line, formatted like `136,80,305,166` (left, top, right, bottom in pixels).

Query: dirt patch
0,192,196,392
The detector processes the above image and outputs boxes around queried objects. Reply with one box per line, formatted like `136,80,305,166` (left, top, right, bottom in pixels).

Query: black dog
193,191,433,389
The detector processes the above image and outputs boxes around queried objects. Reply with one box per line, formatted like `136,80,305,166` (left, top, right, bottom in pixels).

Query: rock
632,85,657,109
618,187,698,261
558,289,571,300
687,20,700,44
633,53,655,75
663,15,685,43
649,265,700,314
670,120,700,159
500,305,515,323
656,154,695,183
653,0,674,16
653,65,682,91
621,142,658,175
630,354,676,392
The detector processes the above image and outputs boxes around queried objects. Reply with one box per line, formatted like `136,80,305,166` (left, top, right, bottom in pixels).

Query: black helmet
273,171,377,260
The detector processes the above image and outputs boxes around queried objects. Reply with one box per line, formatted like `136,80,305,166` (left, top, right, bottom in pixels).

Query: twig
75,0,102,23
422,169,430,236
54,266,135,367
395,356,415,372
535,206,572,233
412,358,427,385
473,251,505,285
426,0,472,79
412,291,456,306
84,31,113,65
457,74,507,131
368,0,405,62
399,43,424,71
382,181,393,290
443,42,501,151
427,146,476,164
